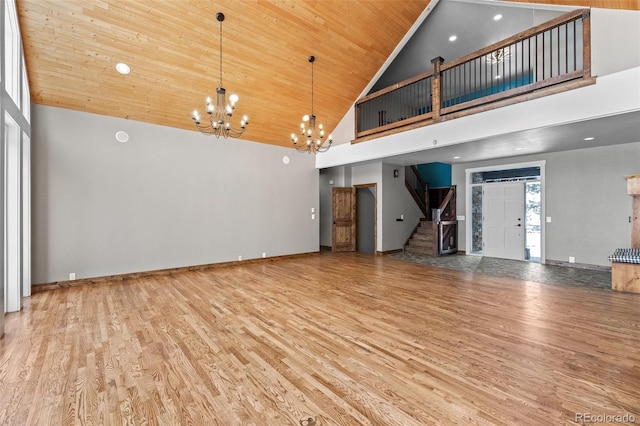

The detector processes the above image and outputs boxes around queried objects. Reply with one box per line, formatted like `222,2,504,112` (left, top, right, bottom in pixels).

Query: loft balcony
354,9,594,143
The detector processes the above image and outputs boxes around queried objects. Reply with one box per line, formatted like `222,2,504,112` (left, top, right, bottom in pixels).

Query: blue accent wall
417,162,451,187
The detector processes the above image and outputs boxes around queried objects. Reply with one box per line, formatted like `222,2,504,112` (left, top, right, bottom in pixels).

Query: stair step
415,226,436,234
413,228,435,237
405,246,437,256
410,234,435,243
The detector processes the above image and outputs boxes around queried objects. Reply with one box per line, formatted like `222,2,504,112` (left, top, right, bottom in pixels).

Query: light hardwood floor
1,253,639,425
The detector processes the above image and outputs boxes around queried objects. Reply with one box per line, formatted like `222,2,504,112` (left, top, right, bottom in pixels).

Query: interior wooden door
332,187,356,252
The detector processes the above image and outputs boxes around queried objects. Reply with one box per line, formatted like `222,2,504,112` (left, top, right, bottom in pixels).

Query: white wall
591,8,640,77
319,161,423,252
31,105,319,284
380,163,424,251
453,142,640,267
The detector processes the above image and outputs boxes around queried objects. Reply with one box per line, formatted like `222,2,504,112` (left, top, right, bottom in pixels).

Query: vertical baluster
455,65,458,106
473,57,476,100
545,29,548,80
512,44,516,87
573,21,578,71
502,47,506,92
525,38,529,84
412,80,415,118
456,64,459,105
557,26,560,77
535,33,539,83
483,52,486,97
462,62,466,102
525,37,529,84
461,62,464,103
564,23,568,74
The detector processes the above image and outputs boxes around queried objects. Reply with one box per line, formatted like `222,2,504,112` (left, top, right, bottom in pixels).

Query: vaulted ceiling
16,0,639,148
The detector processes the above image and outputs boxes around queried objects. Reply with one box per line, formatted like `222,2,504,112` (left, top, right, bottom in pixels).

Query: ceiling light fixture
583,136,595,141
449,35,457,42
115,62,130,75
493,14,503,21
192,12,248,138
291,56,332,154
486,47,511,64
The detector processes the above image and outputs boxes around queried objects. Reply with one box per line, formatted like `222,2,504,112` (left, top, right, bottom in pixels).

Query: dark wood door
332,187,356,252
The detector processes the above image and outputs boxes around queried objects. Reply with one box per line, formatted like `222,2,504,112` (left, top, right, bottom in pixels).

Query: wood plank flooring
1,252,639,425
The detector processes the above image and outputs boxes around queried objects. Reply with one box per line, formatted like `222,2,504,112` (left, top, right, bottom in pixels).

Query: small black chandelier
291,56,332,153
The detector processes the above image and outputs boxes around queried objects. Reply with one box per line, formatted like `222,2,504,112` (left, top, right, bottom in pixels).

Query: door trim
465,160,546,263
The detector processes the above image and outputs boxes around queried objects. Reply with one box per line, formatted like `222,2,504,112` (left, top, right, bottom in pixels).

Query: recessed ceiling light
493,14,503,21
453,156,461,159
115,62,131,75
514,147,524,151
495,75,502,79
583,136,595,141
448,35,457,42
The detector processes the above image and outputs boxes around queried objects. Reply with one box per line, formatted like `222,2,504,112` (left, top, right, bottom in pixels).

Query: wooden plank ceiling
16,0,639,148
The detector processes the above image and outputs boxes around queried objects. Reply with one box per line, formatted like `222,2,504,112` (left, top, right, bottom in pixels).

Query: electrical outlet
69,272,76,280
569,256,575,263
262,252,266,258
238,256,242,261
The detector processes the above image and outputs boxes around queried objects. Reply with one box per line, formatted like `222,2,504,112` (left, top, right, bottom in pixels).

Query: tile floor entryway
390,252,612,290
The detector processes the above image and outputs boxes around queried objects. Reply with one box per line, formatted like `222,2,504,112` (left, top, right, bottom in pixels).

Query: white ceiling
371,0,572,92
381,111,640,166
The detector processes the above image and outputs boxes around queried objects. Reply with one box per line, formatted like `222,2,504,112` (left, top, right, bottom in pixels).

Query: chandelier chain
219,16,223,87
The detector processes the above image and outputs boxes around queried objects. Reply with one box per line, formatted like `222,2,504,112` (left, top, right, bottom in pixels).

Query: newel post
430,56,444,120
582,9,591,79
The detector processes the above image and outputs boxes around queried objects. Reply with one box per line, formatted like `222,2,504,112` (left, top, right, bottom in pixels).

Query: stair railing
404,165,428,218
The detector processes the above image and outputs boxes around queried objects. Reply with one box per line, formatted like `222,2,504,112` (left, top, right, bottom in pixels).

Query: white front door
483,182,525,260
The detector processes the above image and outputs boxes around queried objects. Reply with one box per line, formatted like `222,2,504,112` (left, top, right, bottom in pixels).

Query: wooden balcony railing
354,9,591,141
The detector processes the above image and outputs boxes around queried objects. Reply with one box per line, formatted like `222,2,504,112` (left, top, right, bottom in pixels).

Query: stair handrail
405,166,429,218
410,165,428,191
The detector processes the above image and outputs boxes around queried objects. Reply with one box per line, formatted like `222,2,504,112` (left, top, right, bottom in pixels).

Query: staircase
404,165,458,256
405,219,438,256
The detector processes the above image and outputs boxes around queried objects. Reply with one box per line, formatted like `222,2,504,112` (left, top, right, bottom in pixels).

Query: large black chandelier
192,12,248,138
